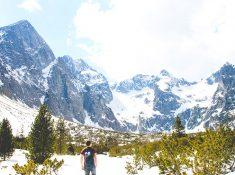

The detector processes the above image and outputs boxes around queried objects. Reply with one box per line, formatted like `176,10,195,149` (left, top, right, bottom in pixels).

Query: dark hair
86,141,91,146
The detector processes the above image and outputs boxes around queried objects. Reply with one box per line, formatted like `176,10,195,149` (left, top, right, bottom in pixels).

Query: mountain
110,64,235,132
0,20,54,106
0,20,125,131
0,20,234,133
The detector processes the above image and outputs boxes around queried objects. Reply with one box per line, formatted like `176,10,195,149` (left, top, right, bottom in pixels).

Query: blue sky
0,0,88,58
0,0,235,81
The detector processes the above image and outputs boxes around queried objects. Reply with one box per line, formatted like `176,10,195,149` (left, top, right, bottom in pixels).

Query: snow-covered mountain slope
0,95,36,136
110,79,216,127
111,64,235,132
173,79,218,114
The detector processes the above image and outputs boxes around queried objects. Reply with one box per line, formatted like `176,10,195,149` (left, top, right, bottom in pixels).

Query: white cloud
18,0,42,12
73,0,235,81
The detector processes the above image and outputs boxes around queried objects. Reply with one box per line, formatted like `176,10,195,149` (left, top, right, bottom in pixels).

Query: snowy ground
1,150,235,175
0,150,157,175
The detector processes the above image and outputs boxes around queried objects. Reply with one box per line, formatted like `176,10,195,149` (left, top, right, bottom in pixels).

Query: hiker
80,141,97,175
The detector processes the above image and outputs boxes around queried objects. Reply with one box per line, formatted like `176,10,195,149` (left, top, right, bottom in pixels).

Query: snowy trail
0,150,157,175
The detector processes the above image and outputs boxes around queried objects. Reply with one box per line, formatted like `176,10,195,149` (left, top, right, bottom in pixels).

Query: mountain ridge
0,20,234,133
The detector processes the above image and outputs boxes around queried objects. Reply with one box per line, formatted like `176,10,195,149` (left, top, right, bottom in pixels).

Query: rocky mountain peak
159,69,171,77
9,19,31,26
207,62,235,84
1,19,45,47
0,20,55,70
58,55,73,62
220,62,235,75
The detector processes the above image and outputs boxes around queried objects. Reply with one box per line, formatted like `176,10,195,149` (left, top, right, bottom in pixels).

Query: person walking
80,141,97,175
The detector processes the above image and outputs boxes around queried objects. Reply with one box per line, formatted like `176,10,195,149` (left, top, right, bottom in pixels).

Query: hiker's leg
91,167,96,175
84,169,90,175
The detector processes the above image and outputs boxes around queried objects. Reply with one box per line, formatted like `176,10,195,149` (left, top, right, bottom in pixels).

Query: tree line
0,106,234,175
0,105,72,174
125,116,235,175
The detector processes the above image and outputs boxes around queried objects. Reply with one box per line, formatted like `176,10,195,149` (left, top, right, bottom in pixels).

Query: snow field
0,150,158,175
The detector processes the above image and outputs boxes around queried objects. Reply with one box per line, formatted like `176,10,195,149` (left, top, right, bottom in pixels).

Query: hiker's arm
94,153,97,167
80,154,84,169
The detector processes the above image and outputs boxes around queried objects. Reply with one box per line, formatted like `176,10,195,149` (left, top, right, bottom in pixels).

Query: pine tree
0,118,14,161
156,135,190,175
13,158,64,175
28,105,55,164
189,129,228,174
173,116,185,137
54,117,69,155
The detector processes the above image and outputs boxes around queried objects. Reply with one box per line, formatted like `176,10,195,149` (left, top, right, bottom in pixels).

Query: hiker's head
86,141,92,147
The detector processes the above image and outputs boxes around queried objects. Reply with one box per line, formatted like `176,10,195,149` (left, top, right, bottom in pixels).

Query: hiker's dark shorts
84,166,96,175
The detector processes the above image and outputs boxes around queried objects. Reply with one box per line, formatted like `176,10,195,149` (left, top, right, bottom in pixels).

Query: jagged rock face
115,74,158,92
180,107,207,130
44,55,122,130
73,59,113,104
0,20,55,106
203,64,235,128
82,85,121,130
153,87,180,115
44,56,85,122
175,64,235,131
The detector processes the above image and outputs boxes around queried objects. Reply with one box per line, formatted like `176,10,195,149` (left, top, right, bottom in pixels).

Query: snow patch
0,79,3,87
84,111,102,129
173,80,218,114
72,118,80,123
80,69,106,86
5,65,28,84
0,31,5,37
42,58,58,90
40,95,45,104
0,30,5,43
4,65,37,86
156,76,172,91
42,58,58,78
108,88,160,125
71,79,83,92
83,111,113,131
84,111,96,126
